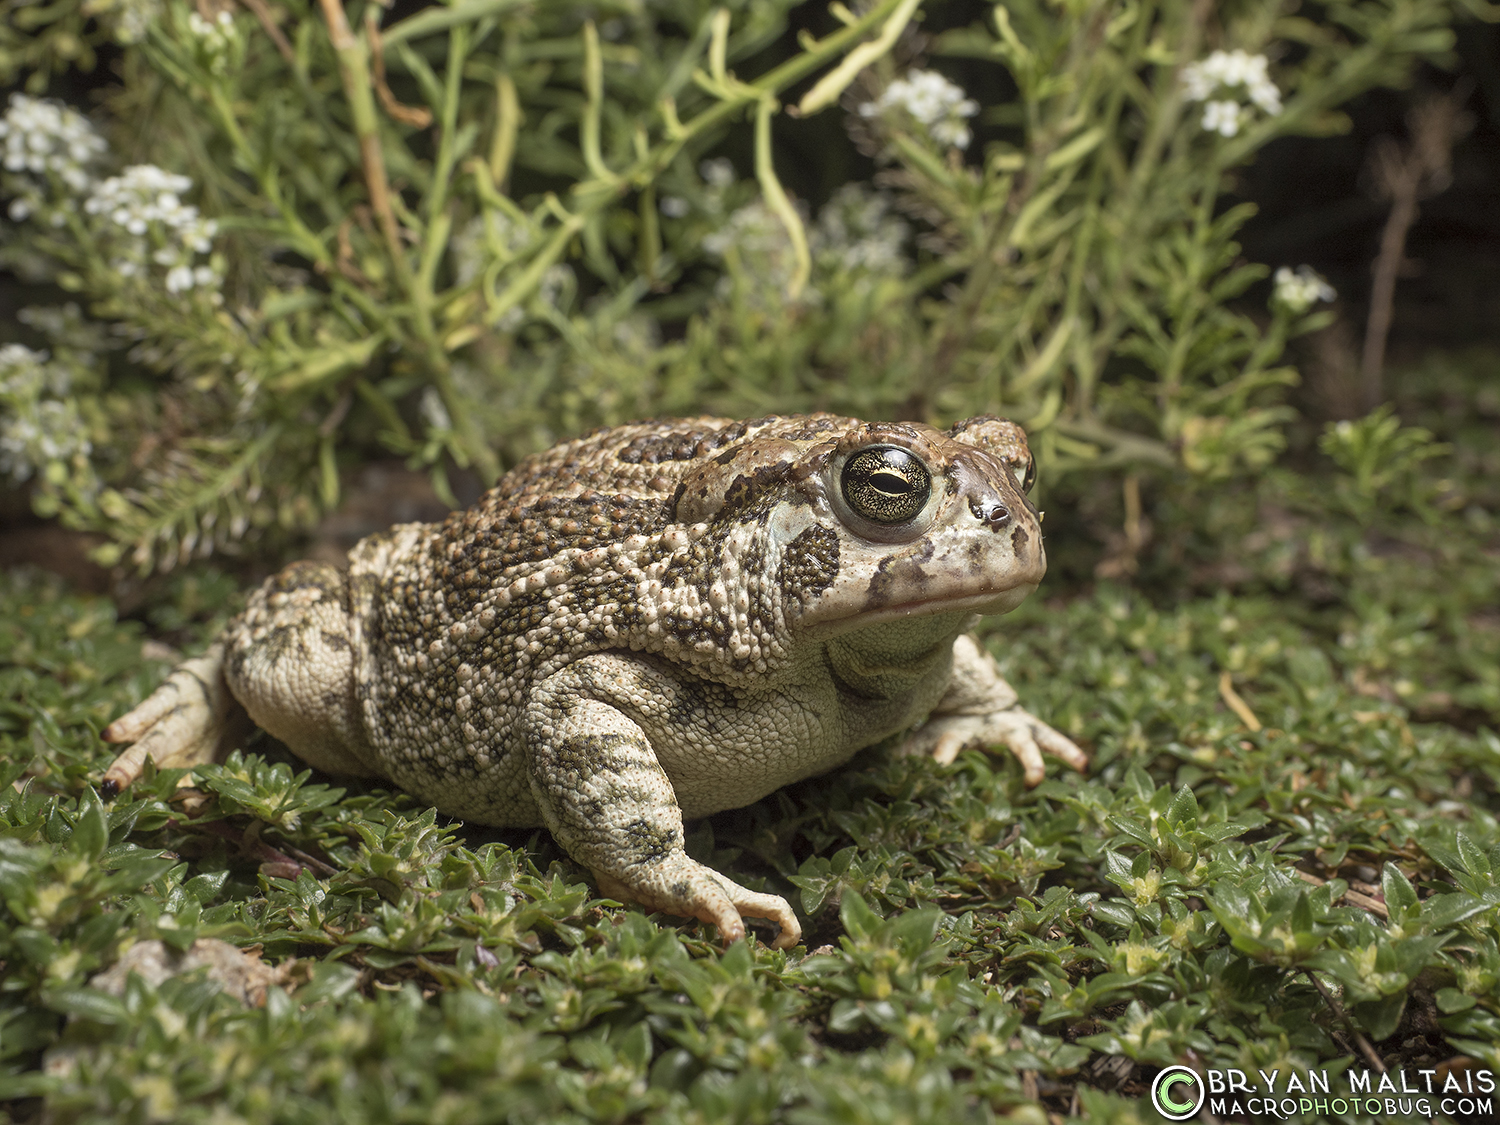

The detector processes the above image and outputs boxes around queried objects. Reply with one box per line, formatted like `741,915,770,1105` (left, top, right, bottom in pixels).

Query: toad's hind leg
103,561,379,794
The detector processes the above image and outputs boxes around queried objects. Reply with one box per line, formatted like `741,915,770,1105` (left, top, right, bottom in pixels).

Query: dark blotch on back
621,817,679,862
617,421,752,464
268,560,341,597
721,460,795,515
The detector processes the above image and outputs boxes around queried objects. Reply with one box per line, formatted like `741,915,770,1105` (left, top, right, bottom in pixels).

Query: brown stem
1304,969,1388,1074
234,0,294,62
1359,157,1420,412
317,0,408,280
1359,87,1468,412
366,12,435,129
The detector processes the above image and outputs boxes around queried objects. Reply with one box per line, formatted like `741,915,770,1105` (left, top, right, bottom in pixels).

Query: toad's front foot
903,634,1088,785
905,705,1088,783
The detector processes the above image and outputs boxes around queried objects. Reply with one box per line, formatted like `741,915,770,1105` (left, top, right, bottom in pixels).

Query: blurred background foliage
0,0,1494,574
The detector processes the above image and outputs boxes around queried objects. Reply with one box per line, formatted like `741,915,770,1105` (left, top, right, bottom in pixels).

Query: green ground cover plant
1,354,1497,1121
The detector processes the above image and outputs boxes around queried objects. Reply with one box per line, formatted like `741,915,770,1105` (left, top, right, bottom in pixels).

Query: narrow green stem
206,85,328,268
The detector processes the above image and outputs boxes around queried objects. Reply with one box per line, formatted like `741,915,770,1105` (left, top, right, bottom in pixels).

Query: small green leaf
45,987,130,1026
1381,863,1418,915
1352,992,1407,1041
838,890,880,942
70,795,108,863
1435,988,1476,1014
1166,784,1200,829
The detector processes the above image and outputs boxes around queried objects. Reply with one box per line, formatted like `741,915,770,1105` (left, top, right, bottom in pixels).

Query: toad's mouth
799,581,1040,637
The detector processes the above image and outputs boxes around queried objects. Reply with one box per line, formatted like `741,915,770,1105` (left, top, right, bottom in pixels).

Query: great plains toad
103,413,1087,948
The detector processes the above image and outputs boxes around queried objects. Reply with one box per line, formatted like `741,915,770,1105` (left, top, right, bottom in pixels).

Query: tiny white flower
1272,265,1336,314
0,94,109,219
110,0,164,42
0,344,92,484
536,263,573,310
187,8,237,63
813,183,909,277
1181,49,1282,137
419,386,452,431
1201,100,1242,137
84,164,221,296
703,198,812,309
659,195,690,219
699,158,736,189
449,209,533,288
862,69,979,150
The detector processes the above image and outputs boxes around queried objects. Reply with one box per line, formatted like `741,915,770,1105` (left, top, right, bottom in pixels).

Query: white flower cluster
82,0,164,43
451,209,532,288
187,9,239,72
188,9,235,43
84,164,220,293
861,70,979,150
0,94,108,221
1181,50,1282,138
700,158,736,189
1,95,221,297
0,343,91,484
814,183,909,276
703,199,796,263
703,183,909,309
701,196,810,311
1272,265,1336,314
656,158,739,221
449,208,583,332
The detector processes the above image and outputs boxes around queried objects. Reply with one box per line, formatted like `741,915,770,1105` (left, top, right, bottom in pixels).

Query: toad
104,413,1087,948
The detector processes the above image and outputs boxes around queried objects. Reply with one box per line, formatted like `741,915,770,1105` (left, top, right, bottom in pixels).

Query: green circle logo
1151,1066,1201,1120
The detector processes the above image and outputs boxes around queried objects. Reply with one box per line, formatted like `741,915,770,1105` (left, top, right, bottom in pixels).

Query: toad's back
324,414,872,820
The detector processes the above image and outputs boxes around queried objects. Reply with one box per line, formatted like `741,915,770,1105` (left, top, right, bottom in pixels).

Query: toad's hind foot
101,642,248,795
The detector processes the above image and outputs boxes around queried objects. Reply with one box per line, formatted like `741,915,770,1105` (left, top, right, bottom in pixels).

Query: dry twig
1360,85,1472,409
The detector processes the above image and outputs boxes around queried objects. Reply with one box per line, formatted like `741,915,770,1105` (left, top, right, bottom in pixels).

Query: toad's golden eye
840,447,932,525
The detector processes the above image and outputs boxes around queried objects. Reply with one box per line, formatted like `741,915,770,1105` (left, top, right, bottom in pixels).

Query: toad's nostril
969,498,1011,527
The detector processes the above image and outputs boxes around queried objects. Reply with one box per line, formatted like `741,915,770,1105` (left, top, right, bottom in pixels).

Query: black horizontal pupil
870,468,912,493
